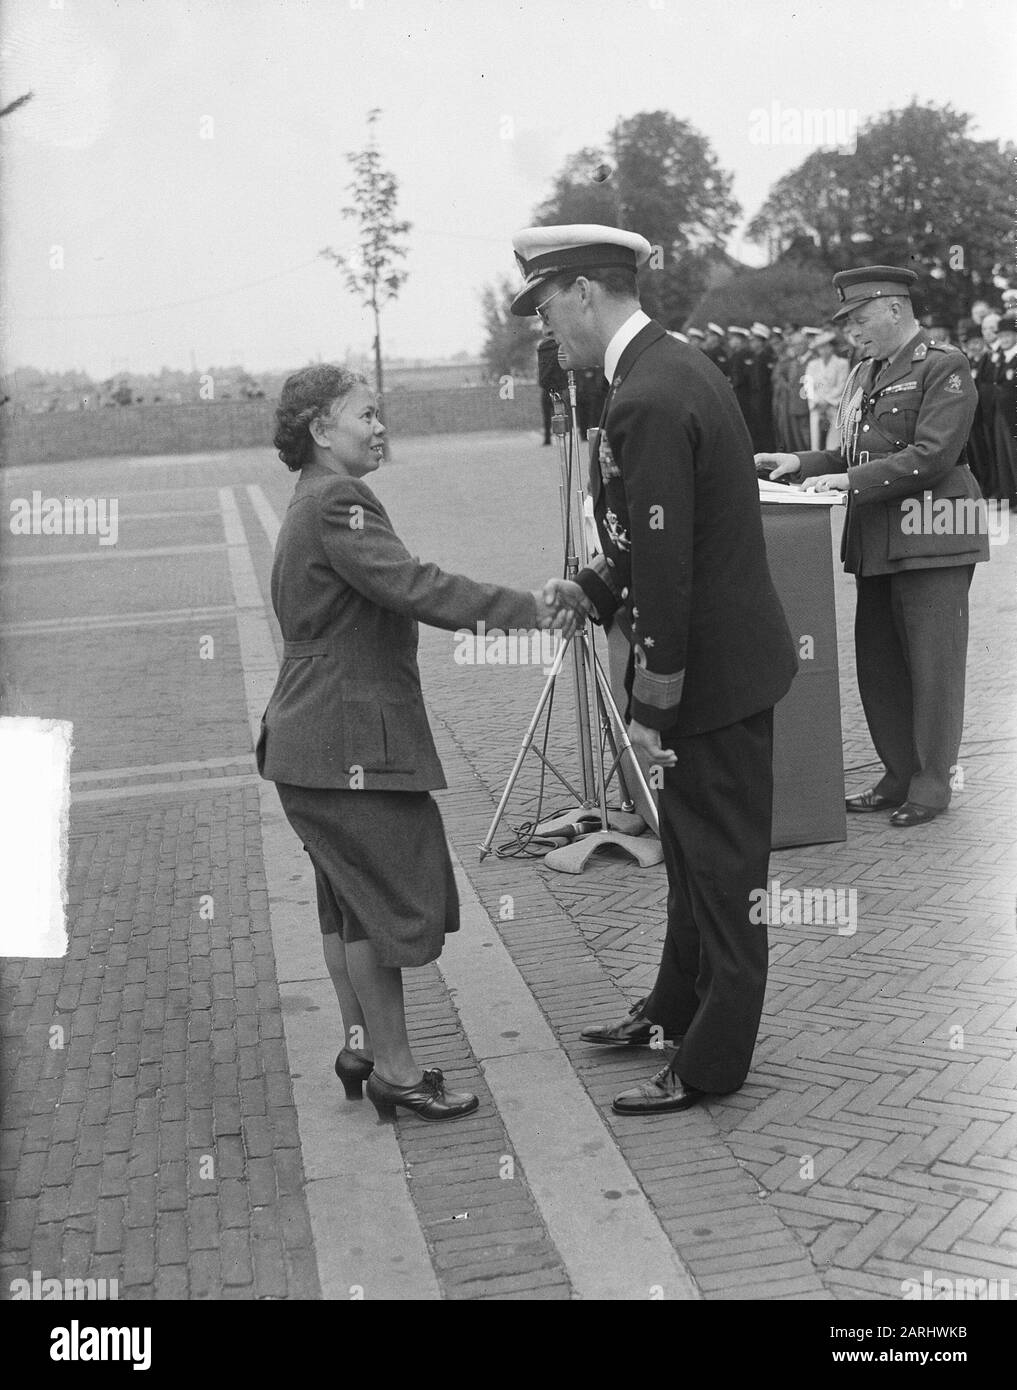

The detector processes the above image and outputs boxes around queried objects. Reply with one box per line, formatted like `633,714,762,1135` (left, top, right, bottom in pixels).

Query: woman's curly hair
273,364,369,471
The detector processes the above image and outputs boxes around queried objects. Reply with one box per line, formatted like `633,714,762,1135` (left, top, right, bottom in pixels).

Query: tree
533,111,741,326
479,278,541,381
747,101,1015,322
689,262,839,332
320,109,411,433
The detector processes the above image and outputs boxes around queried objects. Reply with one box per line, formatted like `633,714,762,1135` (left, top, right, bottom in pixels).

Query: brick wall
0,386,545,466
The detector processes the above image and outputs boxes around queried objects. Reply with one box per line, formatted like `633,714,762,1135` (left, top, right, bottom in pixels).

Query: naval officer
511,224,797,1115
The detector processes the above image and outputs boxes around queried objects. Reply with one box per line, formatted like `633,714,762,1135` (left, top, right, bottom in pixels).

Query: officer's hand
628,720,678,769
755,452,801,479
803,473,849,494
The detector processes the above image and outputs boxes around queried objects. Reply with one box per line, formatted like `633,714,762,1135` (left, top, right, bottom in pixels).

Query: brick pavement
1,432,1014,1303
384,433,1016,1302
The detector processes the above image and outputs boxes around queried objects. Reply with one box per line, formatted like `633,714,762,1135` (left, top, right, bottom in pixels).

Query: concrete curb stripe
438,850,700,1301
1,605,239,635
72,755,256,783
2,543,226,565
72,774,263,803
246,484,280,546
218,484,440,1300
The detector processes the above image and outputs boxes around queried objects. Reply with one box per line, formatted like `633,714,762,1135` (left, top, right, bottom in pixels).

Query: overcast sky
2,0,1014,378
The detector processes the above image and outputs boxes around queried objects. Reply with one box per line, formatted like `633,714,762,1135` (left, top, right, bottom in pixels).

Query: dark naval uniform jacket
796,330,990,574
257,463,538,791
576,321,797,738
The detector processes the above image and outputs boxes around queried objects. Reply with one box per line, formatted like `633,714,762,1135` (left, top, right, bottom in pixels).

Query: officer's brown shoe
890,802,941,828
845,788,904,812
581,997,656,1047
612,1065,709,1115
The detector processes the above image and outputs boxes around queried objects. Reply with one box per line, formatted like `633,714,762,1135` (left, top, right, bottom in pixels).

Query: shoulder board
928,341,955,352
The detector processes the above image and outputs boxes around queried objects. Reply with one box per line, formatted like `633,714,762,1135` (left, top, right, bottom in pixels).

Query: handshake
531,578,596,640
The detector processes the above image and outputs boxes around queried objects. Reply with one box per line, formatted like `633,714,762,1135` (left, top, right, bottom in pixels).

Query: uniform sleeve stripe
632,667,684,708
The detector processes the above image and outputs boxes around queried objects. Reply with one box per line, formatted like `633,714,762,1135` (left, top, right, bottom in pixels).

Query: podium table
599,487,848,850
762,489,846,848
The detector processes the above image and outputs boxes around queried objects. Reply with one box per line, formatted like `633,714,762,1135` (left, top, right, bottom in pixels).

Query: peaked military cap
831,265,918,321
510,224,652,316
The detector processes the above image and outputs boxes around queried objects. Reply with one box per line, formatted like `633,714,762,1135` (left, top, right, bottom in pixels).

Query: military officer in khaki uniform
757,266,990,826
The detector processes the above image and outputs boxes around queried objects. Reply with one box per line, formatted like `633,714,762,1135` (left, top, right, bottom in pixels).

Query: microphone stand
478,361,660,863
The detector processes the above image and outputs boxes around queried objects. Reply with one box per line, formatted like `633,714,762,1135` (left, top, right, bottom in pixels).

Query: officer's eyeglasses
535,286,566,325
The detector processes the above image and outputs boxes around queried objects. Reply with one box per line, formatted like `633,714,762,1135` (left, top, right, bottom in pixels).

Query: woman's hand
541,579,593,640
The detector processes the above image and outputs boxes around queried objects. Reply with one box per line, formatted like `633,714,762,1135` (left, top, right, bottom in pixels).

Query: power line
14,256,326,322
14,227,511,325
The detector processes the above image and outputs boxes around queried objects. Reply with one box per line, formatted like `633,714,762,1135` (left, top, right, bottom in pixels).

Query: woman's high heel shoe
365,1067,479,1122
334,1048,374,1100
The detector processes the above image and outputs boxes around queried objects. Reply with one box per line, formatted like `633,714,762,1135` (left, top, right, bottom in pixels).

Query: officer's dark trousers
644,708,773,1094
855,566,973,811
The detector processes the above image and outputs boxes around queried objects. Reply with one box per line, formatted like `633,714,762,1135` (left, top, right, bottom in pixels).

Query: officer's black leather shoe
845,788,904,812
581,997,655,1047
612,1066,709,1115
890,802,941,828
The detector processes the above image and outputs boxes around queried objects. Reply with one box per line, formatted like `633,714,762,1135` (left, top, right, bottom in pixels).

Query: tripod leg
570,623,597,805
478,634,570,860
591,646,661,838
577,629,611,829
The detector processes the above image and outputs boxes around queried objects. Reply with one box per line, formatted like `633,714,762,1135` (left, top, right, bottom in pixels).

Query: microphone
557,344,570,371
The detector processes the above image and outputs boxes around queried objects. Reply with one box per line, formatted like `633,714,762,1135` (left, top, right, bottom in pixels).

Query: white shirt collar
1003,343,1017,363
604,309,652,384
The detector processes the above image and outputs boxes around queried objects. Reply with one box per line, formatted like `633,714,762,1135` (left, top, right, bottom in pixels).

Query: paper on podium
758,479,846,506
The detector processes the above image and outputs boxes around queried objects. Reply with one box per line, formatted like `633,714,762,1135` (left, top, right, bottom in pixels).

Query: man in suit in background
747,322,776,451
960,322,997,498
758,266,990,826
727,324,752,427
990,313,1017,504
509,225,797,1115
537,330,567,444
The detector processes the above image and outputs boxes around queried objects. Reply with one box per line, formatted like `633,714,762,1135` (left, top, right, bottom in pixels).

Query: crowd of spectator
675,297,1016,504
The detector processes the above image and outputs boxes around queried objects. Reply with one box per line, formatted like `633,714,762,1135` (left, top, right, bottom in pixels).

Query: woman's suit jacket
257,462,538,791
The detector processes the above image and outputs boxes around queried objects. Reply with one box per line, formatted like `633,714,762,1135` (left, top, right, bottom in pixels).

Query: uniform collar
604,309,652,384
871,328,926,387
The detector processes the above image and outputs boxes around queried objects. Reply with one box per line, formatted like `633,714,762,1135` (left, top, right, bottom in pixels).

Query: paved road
1,430,1014,1302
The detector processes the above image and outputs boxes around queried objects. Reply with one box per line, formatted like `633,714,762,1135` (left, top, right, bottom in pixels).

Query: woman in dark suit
258,365,548,1122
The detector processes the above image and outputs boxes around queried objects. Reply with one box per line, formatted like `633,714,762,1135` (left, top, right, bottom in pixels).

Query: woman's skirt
275,783,459,968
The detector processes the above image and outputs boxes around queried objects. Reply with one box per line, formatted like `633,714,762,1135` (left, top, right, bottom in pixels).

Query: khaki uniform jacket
257,463,538,791
797,331,990,575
